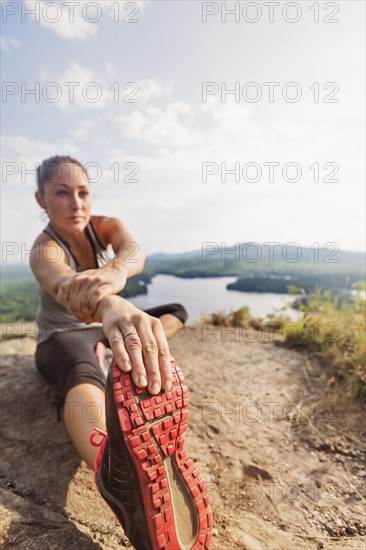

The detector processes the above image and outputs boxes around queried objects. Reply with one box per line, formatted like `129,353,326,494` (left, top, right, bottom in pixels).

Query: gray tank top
36,221,112,344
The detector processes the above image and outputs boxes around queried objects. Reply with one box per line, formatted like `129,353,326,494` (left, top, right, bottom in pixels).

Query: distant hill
2,244,364,280
146,243,365,278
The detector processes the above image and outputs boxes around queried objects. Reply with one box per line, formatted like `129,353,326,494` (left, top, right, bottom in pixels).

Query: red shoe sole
110,357,213,550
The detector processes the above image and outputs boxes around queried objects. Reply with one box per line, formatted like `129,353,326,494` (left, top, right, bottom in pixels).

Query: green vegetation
227,273,360,294
0,278,39,323
201,305,265,329
118,273,151,298
203,283,366,401
0,269,151,323
280,283,366,401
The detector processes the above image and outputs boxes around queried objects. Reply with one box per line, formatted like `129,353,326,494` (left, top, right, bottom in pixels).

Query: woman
30,156,212,550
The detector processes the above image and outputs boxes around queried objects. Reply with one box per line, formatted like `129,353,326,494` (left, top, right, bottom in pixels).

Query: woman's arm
30,239,171,394
59,216,146,323
96,215,146,279
30,239,80,310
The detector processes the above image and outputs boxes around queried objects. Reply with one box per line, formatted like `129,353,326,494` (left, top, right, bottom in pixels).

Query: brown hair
36,155,89,194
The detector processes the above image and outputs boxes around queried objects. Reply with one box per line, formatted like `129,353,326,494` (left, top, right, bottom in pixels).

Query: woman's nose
70,193,82,209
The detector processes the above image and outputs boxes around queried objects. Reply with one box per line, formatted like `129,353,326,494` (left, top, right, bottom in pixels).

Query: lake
128,274,302,325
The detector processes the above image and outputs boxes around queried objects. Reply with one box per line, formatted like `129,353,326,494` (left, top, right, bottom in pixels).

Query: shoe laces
90,427,108,447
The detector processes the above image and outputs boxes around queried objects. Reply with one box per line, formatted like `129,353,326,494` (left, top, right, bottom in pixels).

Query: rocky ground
1,323,365,549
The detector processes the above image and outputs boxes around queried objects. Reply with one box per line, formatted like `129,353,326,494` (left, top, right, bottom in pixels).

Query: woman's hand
58,264,128,323
94,295,173,395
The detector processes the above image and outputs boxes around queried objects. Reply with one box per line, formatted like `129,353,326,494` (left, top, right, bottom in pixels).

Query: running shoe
90,356,213,550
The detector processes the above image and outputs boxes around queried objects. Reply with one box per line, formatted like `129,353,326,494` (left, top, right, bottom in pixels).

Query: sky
1,0,365,265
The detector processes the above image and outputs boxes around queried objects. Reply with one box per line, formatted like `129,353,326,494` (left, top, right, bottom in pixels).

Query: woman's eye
56,191,67,195
80,192,89,197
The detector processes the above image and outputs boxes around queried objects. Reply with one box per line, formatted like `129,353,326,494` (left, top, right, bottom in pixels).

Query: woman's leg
61,307,187,468
143,303,188,340
36,329,108,469
158,313,184,340
64,383,106,469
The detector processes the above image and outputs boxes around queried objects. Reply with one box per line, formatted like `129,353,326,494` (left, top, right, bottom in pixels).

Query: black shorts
35,303,188,401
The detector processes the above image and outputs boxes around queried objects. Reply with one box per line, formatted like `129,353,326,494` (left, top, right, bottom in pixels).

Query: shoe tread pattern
112,359,213,550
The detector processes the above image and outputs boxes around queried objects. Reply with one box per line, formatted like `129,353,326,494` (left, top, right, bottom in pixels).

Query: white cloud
0,36,20,53
69,119,98,141
37,61,108,110
202,98,258,137
22,1,151,41
117,100,201,149
24,0,97,41
35,62,173,112
108,94,364,248
117,94,361,174
2,0,364,255
138,79,173,102
104,0,151,18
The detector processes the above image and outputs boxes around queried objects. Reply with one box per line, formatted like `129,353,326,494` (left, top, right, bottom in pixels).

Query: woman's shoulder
89,215,124,248
89,214,108,232
29,228,68,270
90,214,119,227
31,226,56,249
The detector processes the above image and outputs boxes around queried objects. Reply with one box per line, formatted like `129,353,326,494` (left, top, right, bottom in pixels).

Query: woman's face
36,162,92,234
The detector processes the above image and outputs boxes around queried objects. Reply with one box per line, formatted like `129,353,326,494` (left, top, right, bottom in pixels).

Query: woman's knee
168,303,188,325
144,303,189,325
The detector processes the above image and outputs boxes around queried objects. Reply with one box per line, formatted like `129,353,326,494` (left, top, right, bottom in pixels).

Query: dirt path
1,325,365,549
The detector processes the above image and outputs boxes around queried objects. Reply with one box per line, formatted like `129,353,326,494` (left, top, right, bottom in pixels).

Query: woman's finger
59,278,73,302
68,275,92,307
151,319,172,391
78,280,109,322
120,321,148,389
70,277,104,322
66,274,83,305
88,282,114,319
67,270,97,305
101,305,173,396
105,324,132,373
138,323,162,395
